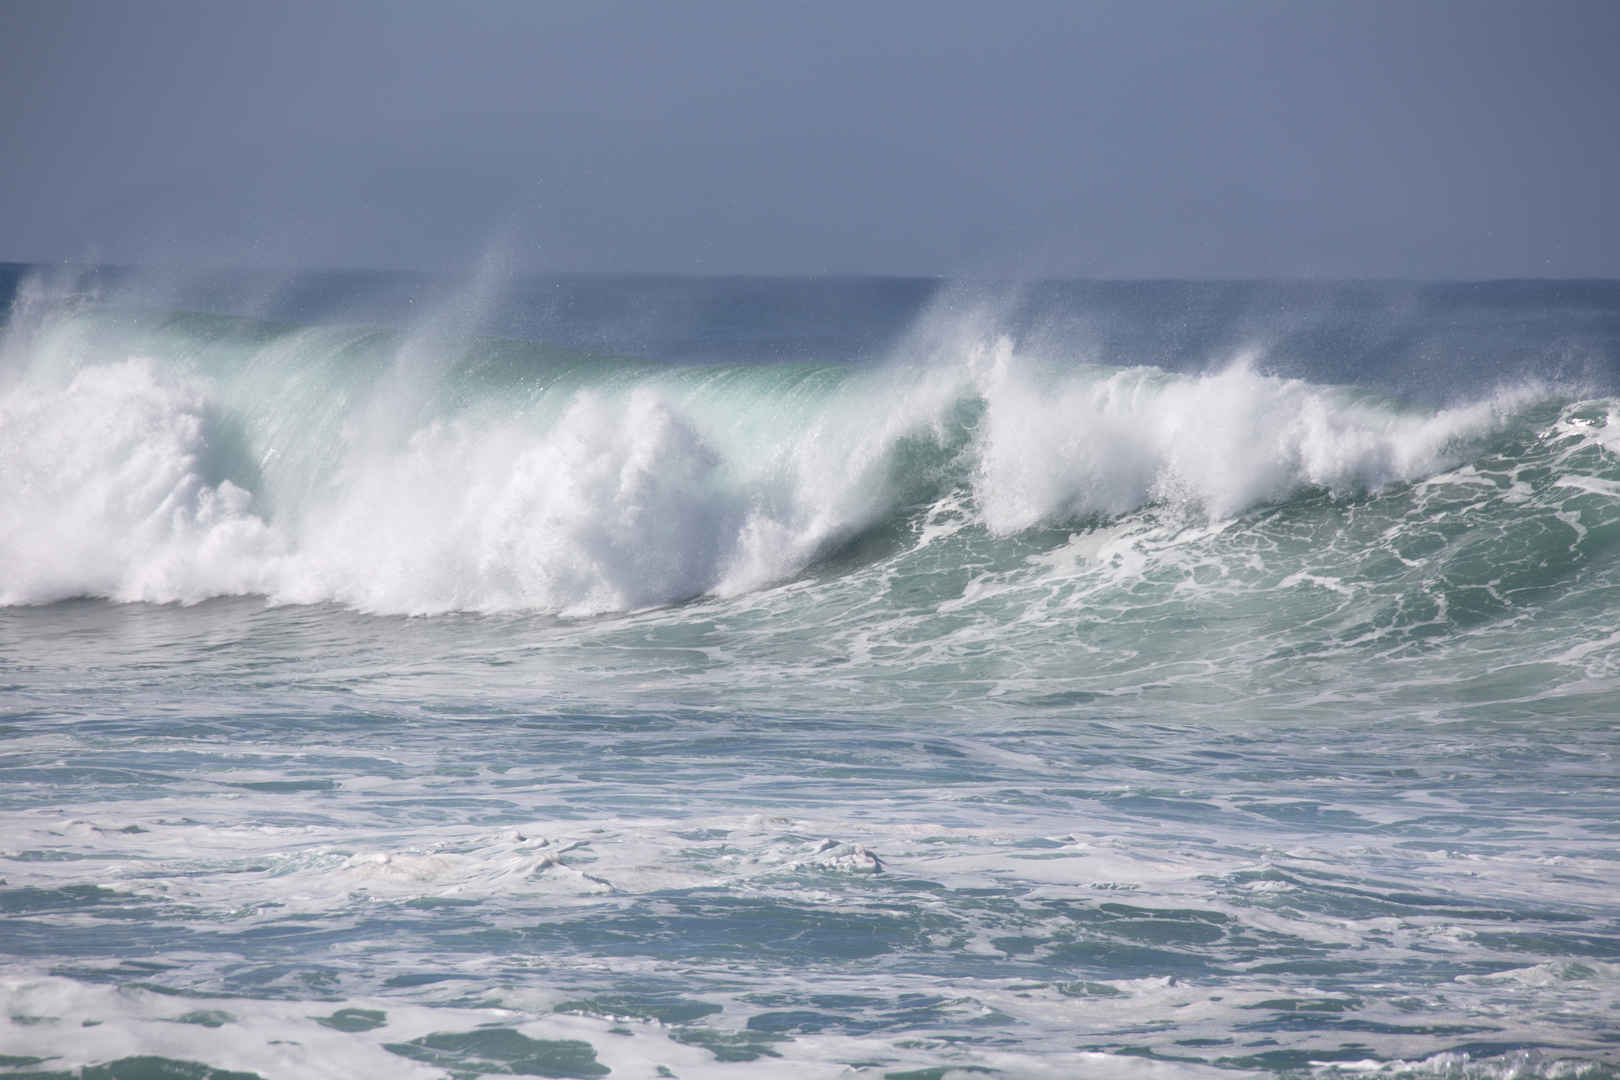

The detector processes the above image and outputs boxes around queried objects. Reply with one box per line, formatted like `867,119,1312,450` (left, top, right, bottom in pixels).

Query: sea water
2,266,1618,1078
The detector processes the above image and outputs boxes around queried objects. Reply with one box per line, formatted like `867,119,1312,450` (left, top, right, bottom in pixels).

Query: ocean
2,264,1618,1079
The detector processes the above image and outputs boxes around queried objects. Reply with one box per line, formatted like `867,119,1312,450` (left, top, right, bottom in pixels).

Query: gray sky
3,0,1616,277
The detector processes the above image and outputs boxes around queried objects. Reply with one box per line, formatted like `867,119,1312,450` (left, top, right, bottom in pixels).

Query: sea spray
969,336,1555,530
0,282,1577,613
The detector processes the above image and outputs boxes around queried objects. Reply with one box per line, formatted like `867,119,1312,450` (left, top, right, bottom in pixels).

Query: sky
2,0,1617,278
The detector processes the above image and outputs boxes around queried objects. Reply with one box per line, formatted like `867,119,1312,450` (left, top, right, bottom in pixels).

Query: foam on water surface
3,694,1617,1076
4,270,1620,1077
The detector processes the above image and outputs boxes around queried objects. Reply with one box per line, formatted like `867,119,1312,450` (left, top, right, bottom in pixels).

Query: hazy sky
3,0,1617,277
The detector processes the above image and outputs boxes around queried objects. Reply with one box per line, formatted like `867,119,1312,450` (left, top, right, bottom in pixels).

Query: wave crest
0,301,1561,614
972,339,1545,531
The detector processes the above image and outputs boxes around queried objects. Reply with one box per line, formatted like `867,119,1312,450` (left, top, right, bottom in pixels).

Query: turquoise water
2,268,1619,1078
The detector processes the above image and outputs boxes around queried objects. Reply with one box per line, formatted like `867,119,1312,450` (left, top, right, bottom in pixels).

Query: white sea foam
1,971,1287,1080
282,389,748,614
5,787,1615,1078
0,292,1567,615
0,357,280,605
969,337,1546,531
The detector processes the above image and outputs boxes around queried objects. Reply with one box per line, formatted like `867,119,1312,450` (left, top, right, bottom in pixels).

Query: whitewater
2,265,1619,1079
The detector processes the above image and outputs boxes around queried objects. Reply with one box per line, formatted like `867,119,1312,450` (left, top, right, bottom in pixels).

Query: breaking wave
0,280,1596,615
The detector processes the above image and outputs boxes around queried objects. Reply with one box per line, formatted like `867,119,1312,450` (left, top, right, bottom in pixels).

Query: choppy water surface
3,267,1619,1078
